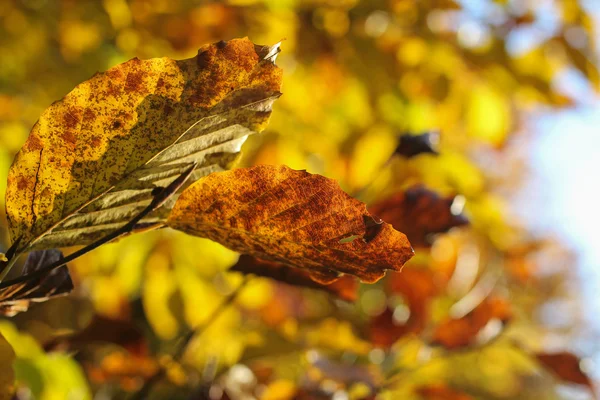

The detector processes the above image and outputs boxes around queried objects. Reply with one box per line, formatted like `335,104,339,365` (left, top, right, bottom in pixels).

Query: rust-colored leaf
369,186,468,247
394,132,440,158
6,38,282,253
168,165,414,283
432,297,512,349
370,269,440,347
417,384,474,400
0,249,73,316
231,255,358,301
536,352,595,391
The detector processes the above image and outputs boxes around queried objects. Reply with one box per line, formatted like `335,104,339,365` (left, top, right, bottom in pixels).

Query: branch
0,163,196,289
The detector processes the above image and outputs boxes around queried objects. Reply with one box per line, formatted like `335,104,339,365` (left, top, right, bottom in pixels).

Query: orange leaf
168,165,414,283
231,255,358,301
432,297,512,349
370,269,440,347
369,186,468,248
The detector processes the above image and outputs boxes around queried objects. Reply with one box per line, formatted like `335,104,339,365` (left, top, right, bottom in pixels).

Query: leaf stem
0,163,196,290
130,276,250,400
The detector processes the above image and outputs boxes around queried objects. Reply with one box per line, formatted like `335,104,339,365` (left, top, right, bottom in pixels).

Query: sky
533,106,600,325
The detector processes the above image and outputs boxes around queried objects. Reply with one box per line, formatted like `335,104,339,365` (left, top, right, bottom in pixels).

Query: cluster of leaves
0,1,598,400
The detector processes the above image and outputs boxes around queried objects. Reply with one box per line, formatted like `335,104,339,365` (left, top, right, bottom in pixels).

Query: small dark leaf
536,352,595,393
369,186,469,247
394,132,440,158
0,249,73,316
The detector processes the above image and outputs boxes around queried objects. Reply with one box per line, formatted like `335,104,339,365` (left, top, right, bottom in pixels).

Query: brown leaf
231,255,359,301
431,297,512,349
394,132,440,158
6,38,282,253
536,352,595,391
369,186,468,247
0,249,73,316
417,384,474,400
168,165,414,283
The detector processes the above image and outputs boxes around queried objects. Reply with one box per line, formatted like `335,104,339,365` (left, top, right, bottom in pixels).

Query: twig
0,163,196,289
130,277,250,400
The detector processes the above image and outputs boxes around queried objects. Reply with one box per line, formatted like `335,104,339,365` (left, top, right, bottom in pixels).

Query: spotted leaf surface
6,38,282,252
168,165,414,283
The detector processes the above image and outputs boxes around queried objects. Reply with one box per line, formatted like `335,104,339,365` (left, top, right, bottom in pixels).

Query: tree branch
0,163,196,289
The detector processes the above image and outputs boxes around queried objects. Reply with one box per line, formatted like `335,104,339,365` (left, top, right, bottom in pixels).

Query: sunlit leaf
6,37,282,252
168,165,414,283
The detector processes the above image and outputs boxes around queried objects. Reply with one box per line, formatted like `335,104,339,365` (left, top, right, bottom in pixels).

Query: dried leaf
370,269,440,347
369,186,468,247
432,297,512,349
168,165,414,283
0,249,73,316
231,255,359,301
417,384,474,400
394,132,440,158
536,352,595,391
6,38,282,252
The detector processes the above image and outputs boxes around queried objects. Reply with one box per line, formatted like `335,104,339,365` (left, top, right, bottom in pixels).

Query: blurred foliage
0,0,598,399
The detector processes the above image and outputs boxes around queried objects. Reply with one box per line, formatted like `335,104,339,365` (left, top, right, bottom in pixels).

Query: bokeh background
0,0,599,399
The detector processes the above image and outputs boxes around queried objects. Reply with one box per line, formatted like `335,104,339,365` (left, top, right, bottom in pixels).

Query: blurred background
0,0,599,399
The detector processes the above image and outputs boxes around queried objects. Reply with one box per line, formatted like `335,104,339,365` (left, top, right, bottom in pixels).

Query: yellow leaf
6,37,282,253
167,165,414,283
466,84,510,146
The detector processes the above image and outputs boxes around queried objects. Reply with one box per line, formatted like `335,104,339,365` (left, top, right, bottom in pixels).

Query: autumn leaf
167,165,414,283
0,249,73,316
536,352,595,393
394,132,440,158
369,186,468,247
370,268,440,347
6,37,282,252
431,297,512,349
231,255,358,301
0,332,15,400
